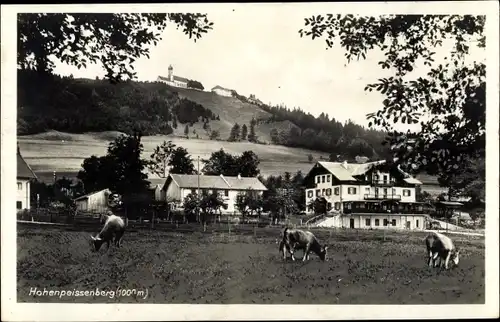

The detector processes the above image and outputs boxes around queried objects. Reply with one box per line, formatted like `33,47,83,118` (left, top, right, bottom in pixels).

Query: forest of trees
258,103,390,160
17,70,217,136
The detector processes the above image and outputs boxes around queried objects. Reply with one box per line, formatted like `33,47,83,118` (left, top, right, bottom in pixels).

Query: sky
52,8,485,129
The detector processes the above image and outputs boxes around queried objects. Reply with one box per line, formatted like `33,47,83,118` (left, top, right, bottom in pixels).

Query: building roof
157,75,189,84
147,178,165,189
74,188,110,201
316,161,357,181
17,151,37,179
403,177,423,185
224,176,268,191
437,201,464,207
167,174,267,191
211,85,234,92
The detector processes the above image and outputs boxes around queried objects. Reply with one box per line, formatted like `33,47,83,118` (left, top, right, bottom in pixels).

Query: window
327,202,332,211
334,187,340,195
365,218,371,226
327,175,330,182
346,202,352,210
383,219,388,226
17,182,22,190
383,188,388,197
348,187,357,195
224,190,229,197
416,220,419,228
392,188,396,195
16,201,22,209
365,187,370,193
359,203,366,209
375,219,380,226
222,204,228,210
403,189,411,197
316,176,320,184
322,189,325,196
322,175,325,183
316,189,320,197
334,202,341,210
307,191,313,198
383,175,388,183
308,204,314,212
374,175,379,181
375,188,379,195
326,188,332,196
392,219,397,226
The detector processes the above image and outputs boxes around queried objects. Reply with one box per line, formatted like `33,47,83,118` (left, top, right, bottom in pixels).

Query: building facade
211,85,234,97
157,65,189,88
162,174,267,214
303,160,427,230
74,188,111,212
17,149,37,211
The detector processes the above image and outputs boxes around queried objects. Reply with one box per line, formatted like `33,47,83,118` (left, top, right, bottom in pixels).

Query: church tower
168,65,173,81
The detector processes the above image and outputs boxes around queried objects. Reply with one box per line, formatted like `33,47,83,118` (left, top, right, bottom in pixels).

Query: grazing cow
90,214,126,252
425,232,460,270
281,227,328,261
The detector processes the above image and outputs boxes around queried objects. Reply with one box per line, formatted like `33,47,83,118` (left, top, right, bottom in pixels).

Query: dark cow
281,227,328,261
90,214,126,252
425,232,460,270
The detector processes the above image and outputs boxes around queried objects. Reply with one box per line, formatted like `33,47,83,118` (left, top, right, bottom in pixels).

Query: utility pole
197,156,201,224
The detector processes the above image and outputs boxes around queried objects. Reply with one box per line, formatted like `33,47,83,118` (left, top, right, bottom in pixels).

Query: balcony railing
371,180,395,186
364,194,401,200
343,201,428,215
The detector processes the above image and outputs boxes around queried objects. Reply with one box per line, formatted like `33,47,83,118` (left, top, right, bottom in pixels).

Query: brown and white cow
281,227,328,261
425,232,460,270
90,214,126,252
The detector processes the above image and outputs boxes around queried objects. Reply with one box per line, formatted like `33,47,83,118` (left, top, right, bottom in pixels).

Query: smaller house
162,173,267,214
17,148,38,211
147,178,165,201
211,85,234,97
74,188,111,212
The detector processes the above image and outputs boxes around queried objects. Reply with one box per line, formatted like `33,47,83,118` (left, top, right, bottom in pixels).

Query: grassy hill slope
18,131,331,183
165,85,299,142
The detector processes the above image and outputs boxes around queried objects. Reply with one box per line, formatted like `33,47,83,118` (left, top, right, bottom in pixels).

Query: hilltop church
157,65,189,88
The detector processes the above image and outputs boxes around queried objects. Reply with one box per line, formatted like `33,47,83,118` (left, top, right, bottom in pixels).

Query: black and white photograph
1,2,499,321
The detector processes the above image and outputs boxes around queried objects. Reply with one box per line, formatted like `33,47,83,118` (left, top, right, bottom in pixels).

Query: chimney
238,174,242,180
342,160,348,169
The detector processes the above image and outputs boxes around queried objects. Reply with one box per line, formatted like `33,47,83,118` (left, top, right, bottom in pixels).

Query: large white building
17,148,37,211
303,160,428,230
161,173,267,214
157,65,189,88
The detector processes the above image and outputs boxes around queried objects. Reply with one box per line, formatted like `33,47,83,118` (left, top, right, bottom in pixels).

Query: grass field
17,224,485,304
18,131,330,182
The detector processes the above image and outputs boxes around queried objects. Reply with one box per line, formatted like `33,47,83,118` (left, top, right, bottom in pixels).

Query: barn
74,188,110,212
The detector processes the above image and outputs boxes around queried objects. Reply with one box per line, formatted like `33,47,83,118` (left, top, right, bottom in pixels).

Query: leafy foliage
202,149,260,177
17,70,216,135
148,140,176,178
187,80,205,90
248,118,258,143
77,131,149,196
169,147,197,175
241,124,248,141
299,14,486,182
18,13,214,81
228,123,241,142
235,191,264,218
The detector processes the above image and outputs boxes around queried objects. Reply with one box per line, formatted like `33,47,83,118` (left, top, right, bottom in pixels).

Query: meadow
17,223,485,304
18,130,330,182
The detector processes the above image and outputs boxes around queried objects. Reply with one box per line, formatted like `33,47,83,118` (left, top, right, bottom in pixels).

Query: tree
235,190,264,220
18,13,214,81
307,154,314,163
172,117,178,129
237,151,261,177
187,80,205,90
77,155,114,194
241,124,248,141
209,130,220,140
169,147,196,174
228,123,241,142
106,131,150,196
248,117,258,143
184,124,189,138
299,14,485,188
202,149,237,176
148,140,177,178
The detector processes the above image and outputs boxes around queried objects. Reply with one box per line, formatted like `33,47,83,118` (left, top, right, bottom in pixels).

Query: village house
211,85,234,97
147,178,165,201
74,188,111,212
161,173,267,214
157,65,189,88
303,160,428,231
17,147,37,211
